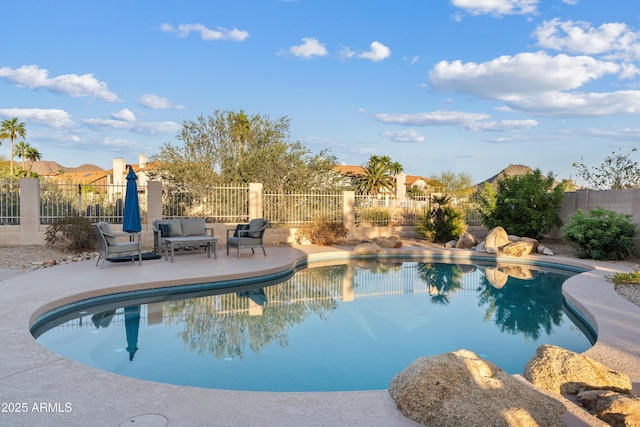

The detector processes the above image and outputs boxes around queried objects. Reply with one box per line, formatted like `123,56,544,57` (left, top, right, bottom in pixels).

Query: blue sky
2,0,640,185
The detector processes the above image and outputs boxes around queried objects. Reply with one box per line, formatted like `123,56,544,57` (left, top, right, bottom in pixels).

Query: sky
2,0,640,185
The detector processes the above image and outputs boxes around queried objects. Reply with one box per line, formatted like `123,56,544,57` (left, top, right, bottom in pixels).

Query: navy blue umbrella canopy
123,167,142,233
124,305,141,361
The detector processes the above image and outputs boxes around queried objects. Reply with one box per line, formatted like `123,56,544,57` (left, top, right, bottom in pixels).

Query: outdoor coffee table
162,236,218,263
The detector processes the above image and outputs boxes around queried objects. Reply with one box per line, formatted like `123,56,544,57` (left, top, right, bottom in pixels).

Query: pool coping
1,245,638,426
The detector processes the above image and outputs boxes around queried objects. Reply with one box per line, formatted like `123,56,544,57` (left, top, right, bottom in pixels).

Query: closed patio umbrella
122,167,141,234
124,305,141,361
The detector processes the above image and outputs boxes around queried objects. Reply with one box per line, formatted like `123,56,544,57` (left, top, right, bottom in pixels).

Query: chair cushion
233,224,250,237
181,218,206,236
107,242,139,254
97,221,117,246
247,219,265,238
156,219,182,236
158,223,172,237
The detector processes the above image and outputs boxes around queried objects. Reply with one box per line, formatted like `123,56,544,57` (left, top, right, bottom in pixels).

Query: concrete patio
0,245,639,426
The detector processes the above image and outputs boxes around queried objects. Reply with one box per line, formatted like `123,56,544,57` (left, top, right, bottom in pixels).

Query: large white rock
485,226,510,251
389,349,565,427
353,242,381,255
524,344,633,395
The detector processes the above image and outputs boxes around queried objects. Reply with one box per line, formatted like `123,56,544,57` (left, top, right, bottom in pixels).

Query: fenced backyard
0,178,482,228
5,177,640,250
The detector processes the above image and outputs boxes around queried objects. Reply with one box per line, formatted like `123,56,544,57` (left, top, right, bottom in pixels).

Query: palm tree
389,161,403,175
356,160,396,195
14,140,30,170
25,146,42,171
0,118,27,178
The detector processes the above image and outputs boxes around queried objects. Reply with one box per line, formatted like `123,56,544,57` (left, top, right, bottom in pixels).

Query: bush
562,207,638,260
477,169,565,239
358,208,391,226
45,215,97,252
296,217,348,246
416,194,466,243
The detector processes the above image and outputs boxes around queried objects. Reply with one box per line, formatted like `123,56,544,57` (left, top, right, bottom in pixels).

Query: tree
573,148,640,189
26,146,42,165
0,117,26,178
416,194,466,243
14,141,30,170
429,170,474,196
355,157,397,195
150,110,344,192
476,169,566,239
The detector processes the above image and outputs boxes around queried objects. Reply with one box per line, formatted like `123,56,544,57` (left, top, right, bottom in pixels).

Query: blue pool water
33,259,592,392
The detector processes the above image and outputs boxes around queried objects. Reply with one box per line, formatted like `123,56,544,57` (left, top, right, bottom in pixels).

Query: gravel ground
1,240,639,308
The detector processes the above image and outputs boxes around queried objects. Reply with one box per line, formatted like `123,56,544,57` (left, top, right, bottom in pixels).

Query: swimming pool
33,259,592,392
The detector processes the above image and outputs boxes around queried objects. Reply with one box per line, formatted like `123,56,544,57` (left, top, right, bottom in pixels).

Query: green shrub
477,169,565,239
296,217,348,246
45,215,97,252
358,208,391,226
416,194,466,243
562,207,638,260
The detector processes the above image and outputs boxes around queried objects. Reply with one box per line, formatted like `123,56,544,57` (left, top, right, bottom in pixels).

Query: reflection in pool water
34,259,592,392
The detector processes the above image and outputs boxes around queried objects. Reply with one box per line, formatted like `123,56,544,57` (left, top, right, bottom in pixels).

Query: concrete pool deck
0,245,639,427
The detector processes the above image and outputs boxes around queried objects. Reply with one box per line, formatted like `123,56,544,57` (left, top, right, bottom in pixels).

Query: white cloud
287,37,328,58
451,0,539,16
139,93,185,110
161,23,249,42
534,19,640,59
357,41,391,62
83,112,181,134
132,121,182,135
464,119,538,131
570,126,640,140
501,90,640,117
381,129,426,142
373,110,490,126
374,110,538,132
561,0,578,4
83,118,132,130
0,65,119,102
338,45,356,60
429,51,620,99
99,137,134,148
0,108,74,129
111,109,136,122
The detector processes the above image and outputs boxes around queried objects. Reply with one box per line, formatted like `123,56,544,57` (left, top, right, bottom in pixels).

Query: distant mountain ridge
478,164,534,186
29,161,105,176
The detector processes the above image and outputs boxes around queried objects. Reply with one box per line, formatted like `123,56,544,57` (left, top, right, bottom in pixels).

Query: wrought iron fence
453,194,483,227
28,179,484,229
161,184,249,223
0,180,20,225
354,195,431,227
39,180,148,224
264,192,343,226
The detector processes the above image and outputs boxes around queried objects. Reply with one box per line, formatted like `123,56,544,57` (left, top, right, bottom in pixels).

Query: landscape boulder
501,241,535,257
519,237,540,252
524,344,633,395
444,240,457,248
389,349,566,427
537,245,554,256
577,390,640,426
372,236,402,248
485,226,510,251
455,231,476,249
473,241,486,252
353,242,381,255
